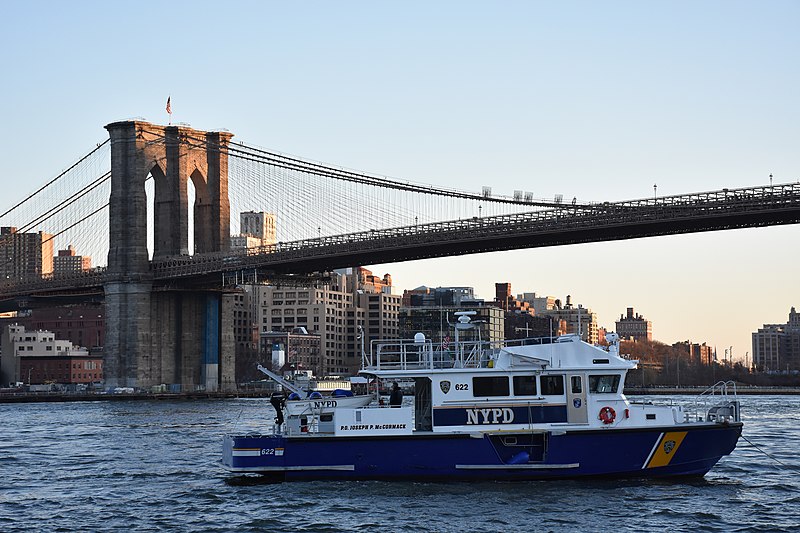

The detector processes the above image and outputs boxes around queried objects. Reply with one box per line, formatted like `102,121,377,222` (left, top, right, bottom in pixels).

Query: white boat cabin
359,330,692,433
274,314,738,438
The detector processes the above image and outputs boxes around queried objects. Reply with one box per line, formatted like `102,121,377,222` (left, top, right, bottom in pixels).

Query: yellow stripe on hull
646,431,688,468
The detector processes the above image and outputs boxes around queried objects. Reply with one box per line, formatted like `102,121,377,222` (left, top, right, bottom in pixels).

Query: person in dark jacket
389,382,403,407
270,391,287,426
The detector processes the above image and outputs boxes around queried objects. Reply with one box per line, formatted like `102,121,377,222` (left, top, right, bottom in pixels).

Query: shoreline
625,387,800,395
0,390,274,404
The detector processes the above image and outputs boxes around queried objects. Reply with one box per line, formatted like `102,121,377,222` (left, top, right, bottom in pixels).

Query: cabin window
540,375,565,396
571,376,582,394
513,375,537,396
473,376,510,397
589,375,620,393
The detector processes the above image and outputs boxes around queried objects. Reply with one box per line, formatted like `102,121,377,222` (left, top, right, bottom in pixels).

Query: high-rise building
348,269,400,352
230,212,277,252
752,307,800,371
495,283,534,315
536,295,598,344
399,305,504,347
402,286,477,307
790,307,800,329
492,283,556,340
616,307,653,341
240,211,277,245
231,289,260,383
345,267,393,295
53,245,92,275
752,324,784,371
517,292,557,315
495,282,513,311
249,267,400,376
399,283,502,345
0,227,54,280
260,329,321,376
504,312,564,340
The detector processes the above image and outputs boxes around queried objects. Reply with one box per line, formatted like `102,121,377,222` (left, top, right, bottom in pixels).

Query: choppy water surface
1,395,798,532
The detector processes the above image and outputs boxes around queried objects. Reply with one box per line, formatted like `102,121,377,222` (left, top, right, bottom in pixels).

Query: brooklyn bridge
1,120,799,390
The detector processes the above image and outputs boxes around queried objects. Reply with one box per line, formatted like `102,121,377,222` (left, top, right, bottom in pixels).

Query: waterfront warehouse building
1,324,100,386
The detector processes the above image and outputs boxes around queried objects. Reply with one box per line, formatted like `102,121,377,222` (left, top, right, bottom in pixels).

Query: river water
1,395,798,532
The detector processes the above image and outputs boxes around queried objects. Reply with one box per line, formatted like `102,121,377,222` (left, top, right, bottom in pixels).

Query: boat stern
222,434,287,473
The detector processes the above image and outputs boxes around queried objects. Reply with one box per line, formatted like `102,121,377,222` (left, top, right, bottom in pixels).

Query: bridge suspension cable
140,129,588,243
158,129,582,208
0,135,180,274
0,140,112,273
11,172,111,235
0,139,109,218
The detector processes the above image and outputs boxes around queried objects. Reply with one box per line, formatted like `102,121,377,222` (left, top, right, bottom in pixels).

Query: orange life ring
599,406,616,424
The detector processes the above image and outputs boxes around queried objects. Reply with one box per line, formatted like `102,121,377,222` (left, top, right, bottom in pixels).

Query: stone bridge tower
104,121,236,391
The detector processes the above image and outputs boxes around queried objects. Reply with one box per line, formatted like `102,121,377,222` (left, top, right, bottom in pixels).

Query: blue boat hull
222,422,742,481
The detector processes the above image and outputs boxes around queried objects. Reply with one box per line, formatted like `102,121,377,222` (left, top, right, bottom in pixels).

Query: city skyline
1,1,798,363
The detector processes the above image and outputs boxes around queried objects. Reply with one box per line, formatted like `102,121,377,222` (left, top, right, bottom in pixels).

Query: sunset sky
1,1,798,362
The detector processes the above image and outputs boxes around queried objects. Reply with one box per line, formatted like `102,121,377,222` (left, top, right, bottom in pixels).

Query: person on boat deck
389,382,403,407
270,391,286,426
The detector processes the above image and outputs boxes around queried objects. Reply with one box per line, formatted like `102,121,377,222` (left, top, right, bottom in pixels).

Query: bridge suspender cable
228,142,587,208
143,129,591,210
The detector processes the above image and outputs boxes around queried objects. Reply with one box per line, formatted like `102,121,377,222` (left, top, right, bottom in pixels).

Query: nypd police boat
222,312,741,481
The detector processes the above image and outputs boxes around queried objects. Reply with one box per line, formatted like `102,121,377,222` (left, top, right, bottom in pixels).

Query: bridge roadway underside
0,291,105,311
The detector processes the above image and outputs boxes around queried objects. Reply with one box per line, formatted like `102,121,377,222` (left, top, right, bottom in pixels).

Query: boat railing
497,336,557,348
366,338,492,370
364,335,561,371
691,380,740,423
459,340,490,368
367,338,436,370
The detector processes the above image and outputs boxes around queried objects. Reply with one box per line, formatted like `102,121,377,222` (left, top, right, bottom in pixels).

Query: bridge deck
1,182,798,307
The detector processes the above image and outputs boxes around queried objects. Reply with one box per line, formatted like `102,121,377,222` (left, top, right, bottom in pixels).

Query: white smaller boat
284,392,373,416
256,364,373,419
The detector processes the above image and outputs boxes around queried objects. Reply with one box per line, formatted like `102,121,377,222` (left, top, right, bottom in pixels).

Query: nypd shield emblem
440,380,451,394
663,440,676,455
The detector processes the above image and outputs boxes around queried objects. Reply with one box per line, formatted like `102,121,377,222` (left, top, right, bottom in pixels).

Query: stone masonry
104,121,235,390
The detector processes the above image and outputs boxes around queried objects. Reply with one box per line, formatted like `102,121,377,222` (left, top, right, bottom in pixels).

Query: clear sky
1,1,798,363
